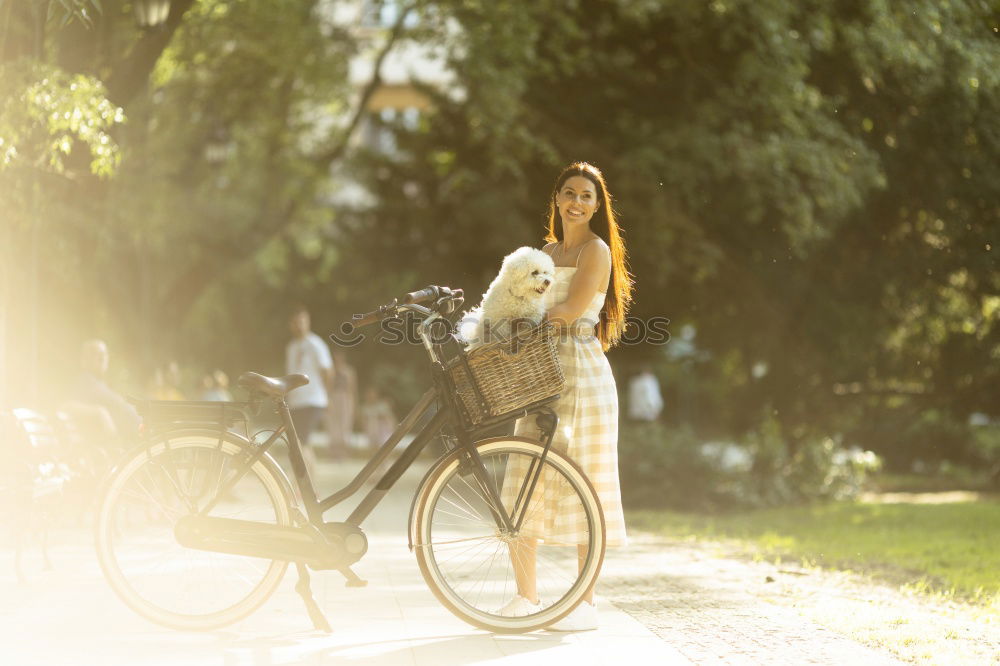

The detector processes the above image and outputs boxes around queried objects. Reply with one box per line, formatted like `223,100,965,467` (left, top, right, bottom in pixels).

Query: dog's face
500,247,556,299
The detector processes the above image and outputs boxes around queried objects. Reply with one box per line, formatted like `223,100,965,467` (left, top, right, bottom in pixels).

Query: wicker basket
446,321,565,426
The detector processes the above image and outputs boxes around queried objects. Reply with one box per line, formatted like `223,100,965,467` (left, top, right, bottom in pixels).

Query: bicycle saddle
237,372,309,397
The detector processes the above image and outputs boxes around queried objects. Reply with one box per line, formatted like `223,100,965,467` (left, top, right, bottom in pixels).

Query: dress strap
574,238,601,268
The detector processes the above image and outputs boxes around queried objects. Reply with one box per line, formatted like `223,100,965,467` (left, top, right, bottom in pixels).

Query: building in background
319,0,459,207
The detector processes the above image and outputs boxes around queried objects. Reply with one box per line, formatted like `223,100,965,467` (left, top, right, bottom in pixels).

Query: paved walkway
600,538,903,665
1,453,914,665
1,456,688,666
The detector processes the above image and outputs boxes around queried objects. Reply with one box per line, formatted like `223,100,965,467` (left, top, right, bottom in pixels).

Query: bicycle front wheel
413,437,606,633
95,431,293,631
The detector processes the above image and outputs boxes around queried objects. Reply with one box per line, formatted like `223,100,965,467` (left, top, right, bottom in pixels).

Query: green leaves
0,60,124,176
346,0,999,468
3,0,997,472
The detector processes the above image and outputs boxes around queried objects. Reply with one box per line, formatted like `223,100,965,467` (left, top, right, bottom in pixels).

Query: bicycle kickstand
294,563,332,633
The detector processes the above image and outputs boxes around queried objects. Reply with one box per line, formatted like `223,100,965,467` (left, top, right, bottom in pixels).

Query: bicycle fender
106,427,298,514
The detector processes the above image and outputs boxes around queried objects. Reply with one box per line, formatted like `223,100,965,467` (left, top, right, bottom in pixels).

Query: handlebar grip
402,286,439,304
350,311,381,329
347,301,396,331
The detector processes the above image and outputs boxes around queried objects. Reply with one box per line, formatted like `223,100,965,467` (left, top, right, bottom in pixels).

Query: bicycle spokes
414,440,604,632
96,436,291,629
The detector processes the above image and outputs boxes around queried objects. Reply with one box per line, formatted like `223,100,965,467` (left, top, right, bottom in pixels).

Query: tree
337,0,1000,466
1,0,420,401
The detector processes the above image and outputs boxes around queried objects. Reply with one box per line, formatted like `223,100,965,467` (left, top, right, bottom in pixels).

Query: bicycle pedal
338,566,368,587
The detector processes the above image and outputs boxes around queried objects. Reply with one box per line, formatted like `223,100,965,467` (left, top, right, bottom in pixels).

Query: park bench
2,408,73,581
2,407,113,581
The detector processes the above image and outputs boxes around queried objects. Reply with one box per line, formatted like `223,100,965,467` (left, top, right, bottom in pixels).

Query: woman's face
555,175,600,229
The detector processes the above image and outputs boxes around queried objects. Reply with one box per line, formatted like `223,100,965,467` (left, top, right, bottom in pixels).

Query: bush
618,413,882,511
619,420,741,511
745,411,882,505
851,407,975,471
970,423,1000,487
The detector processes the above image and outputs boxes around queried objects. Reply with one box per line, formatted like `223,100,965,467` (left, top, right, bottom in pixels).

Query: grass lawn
627,497,1000,607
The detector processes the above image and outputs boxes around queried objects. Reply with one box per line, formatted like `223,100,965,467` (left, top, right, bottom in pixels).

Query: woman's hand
544,306,570,330
541,308,568,332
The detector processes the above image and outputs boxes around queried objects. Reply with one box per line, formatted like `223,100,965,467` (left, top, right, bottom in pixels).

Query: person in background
360,386,395,452
199,369,234,402
63,339,141,448
627,363,664,422
148,360,186,401
324,347,357,459
286,305,333,475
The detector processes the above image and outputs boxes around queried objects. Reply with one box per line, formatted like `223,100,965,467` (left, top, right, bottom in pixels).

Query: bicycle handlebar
345,285,464,332
402,286,439,305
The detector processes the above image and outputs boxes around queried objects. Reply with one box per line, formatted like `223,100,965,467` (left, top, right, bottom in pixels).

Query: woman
501,161,634,631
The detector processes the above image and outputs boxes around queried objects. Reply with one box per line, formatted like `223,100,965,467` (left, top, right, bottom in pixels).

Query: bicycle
94,285,606,634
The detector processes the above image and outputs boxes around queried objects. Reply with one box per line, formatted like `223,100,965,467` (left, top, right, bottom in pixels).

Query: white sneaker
547,600,598,631
495,594,541,617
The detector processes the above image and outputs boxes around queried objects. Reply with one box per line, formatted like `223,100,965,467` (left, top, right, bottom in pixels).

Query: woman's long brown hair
544,162,634,352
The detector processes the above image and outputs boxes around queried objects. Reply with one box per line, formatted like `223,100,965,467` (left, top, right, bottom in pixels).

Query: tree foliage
2,0,420,399
0,59,124,176
339,0,1000,466
1,0,997,472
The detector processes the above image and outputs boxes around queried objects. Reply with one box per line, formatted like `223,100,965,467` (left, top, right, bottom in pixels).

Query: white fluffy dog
457,246,556,350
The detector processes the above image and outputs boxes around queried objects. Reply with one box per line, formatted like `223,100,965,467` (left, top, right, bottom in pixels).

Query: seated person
63,339,141,449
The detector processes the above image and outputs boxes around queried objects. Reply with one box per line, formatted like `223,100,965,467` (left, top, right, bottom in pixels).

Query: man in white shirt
286,306,334,469
628,364,664,422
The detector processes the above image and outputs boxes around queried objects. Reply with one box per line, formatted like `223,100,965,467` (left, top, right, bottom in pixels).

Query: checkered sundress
501,265,628,547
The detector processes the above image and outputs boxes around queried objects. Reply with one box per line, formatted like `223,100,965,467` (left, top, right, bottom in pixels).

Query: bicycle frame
108,299,573,634
194,303,561,539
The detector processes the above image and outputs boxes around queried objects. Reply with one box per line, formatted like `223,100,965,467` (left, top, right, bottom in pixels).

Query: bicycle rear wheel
413,437,605,633
95,431,293,631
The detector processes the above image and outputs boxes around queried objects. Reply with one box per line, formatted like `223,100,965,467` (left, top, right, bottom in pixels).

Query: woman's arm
546,240,610,328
